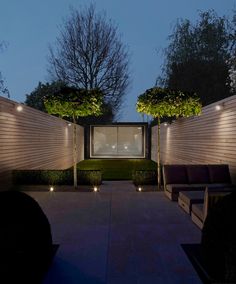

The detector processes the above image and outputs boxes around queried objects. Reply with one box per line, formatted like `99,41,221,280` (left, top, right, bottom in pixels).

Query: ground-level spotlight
138,187,142,192
94,186,98,192
49,186,54,192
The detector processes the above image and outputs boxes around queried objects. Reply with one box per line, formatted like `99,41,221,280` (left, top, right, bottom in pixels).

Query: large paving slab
26,181,202,284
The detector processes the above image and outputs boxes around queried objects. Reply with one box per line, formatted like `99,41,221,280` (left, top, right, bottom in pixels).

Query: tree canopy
44,86,104,118
136,87,202,118
158,10,235,106
25,81,67,112
47,4,130,118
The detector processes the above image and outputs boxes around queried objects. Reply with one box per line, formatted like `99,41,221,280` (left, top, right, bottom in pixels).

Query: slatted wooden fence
0,96,84,189
151,95,236,182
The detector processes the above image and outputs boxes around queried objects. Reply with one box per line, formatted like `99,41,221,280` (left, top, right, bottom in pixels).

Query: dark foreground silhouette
0,191,56,284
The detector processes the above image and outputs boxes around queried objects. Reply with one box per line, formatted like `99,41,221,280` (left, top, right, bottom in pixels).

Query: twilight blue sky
1,0,236,121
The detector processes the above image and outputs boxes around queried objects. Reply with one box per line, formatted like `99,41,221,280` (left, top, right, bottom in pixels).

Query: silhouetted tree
158,10,234,105
0,41,9,98
47,4,130,118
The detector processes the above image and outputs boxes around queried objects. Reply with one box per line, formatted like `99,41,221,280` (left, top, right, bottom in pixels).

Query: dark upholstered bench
191,188,234,229
163,164,232,201
178,191,205,214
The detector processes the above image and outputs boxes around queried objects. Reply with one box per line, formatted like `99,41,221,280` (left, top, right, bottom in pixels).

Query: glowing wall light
16,105,23,112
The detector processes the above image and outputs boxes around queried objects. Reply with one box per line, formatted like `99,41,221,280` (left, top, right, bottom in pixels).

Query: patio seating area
26,181,202,284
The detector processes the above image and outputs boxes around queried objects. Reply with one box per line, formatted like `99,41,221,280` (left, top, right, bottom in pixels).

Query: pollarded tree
44,86,103,188
48,4,130,118
136,87,201,190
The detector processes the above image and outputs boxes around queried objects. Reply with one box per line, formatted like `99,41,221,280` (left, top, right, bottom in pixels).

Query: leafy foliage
158,10,234,105
132,170,157,186
25,81,114,123
25,81,67,112
44,86,104,118
136,87,201,118
12,169,102,186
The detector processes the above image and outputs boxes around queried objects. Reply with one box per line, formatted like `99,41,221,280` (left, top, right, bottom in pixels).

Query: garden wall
0,96,84,190
151,95,236,182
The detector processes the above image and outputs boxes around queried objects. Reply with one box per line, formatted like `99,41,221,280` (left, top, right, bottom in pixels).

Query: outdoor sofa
191,187,234,229
163,164,232,201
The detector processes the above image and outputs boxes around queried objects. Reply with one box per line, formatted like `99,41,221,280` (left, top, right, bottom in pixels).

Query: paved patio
27,181,202,284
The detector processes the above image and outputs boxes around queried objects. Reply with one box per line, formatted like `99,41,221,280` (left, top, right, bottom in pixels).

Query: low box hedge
132,170,157,186
12,169,102,186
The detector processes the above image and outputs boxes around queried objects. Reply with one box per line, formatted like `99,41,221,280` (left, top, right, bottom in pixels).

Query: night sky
1,0,235,121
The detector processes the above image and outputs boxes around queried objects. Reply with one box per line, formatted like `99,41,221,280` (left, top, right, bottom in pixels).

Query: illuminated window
90,125,146,158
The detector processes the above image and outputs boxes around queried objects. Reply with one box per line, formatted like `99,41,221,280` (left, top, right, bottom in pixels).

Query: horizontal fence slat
151,95,236,183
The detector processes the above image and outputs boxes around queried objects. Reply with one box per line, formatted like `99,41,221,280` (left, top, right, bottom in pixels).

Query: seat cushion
187,165,210,184
208,164,231,184
166,185,205,194
163,165,188,184
192,204,204,221
179,191,205,206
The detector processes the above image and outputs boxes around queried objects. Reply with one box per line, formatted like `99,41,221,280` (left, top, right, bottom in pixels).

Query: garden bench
163,164,232,201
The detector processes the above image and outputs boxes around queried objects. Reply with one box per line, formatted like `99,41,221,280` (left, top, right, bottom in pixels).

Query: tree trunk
73,115,77,188
157,116,161,191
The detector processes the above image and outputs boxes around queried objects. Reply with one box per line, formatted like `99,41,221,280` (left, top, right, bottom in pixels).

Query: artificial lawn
77,159,157,180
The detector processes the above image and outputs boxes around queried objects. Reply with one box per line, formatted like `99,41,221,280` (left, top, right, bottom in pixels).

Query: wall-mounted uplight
215,103,224,111
94,186,98,192
49,186,54,192
138,187,142,192
16,105,23,112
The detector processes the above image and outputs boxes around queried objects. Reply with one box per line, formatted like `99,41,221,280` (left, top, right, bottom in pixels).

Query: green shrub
132,170,157,186
77,170,102,185
12,169,102,186
201,191,236,282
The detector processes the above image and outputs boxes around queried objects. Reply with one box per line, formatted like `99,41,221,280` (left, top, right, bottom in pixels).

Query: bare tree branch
47,4,130,116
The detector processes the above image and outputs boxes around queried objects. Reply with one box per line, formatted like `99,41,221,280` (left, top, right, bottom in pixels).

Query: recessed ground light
138,187,142,192
16,105,23,112
49,186,54,192
124,146,128,150
94,186,98,192
215,105,221,111
68,123,72,126
164,122,168,126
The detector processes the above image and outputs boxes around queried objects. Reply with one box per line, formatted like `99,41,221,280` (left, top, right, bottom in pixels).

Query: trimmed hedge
12,169,102,186
132,170,157,186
